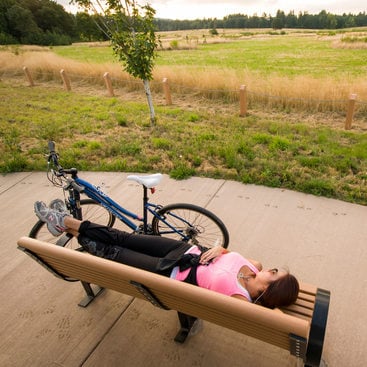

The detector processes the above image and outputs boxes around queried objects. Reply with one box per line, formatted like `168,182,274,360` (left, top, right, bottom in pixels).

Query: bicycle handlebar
47,141,78,175
46,141,83,191
47,141,62,172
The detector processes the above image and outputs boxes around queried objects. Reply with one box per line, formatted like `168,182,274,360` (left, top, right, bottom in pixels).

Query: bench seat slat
291,298,315,310
297,293,316,304
298,282,318,295
282,304,314,318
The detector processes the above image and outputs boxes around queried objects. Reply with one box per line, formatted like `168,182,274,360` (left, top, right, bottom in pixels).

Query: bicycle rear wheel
151,203,229,248
29,199,116,250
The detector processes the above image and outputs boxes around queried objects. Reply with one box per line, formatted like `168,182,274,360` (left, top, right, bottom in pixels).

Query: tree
0,0,76,45
272,17,283,29
72,0,159,124
32,0,76,36
285,11,298,28
272,10,286,29
75,12,105,41
6,4,41,42
325,13,337,29
345,14,356,28
0,0,15,34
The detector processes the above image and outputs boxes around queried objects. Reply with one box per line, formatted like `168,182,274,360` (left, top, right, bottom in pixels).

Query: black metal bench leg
78,281,104,307
174,312,198,343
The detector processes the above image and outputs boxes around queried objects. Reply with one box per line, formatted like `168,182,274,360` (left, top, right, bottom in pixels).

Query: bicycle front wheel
151,203,229,248
29,199,116,250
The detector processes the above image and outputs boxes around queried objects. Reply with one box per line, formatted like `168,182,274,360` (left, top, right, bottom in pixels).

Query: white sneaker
34,201,68,237
49,199,68,214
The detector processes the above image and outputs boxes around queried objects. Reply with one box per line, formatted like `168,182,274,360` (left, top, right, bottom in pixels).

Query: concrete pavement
1,171,366,366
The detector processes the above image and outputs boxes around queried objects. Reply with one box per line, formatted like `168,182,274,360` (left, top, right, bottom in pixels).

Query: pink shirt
172,246,259,301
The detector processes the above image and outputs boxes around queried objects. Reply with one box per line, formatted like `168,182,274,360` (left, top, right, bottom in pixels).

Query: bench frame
17,236,330,367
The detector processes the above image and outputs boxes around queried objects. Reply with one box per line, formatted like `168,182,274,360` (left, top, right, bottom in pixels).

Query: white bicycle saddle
127,173,163,188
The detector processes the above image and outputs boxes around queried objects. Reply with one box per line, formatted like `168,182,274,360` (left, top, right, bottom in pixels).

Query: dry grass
0,50,126,83
336,31,367,49
152,66,367,119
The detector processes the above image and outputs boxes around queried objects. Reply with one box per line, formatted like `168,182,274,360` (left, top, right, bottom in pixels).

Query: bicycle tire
29,199,116,250
151,203,229,248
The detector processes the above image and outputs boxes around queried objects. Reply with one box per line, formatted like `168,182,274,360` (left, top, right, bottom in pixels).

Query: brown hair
256,273,299,309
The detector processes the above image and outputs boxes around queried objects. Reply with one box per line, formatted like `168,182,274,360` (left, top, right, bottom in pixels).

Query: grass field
1,81,367,205
55,30,367,100
1,29,367,205
1,29,367,114
54,35,366,78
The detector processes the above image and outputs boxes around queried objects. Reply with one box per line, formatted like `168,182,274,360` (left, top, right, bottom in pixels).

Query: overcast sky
60,0,366,20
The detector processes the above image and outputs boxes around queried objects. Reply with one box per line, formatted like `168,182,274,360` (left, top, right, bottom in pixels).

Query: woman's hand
200,246,225,264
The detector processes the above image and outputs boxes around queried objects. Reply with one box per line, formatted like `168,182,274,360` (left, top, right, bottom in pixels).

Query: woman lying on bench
34,200,299,309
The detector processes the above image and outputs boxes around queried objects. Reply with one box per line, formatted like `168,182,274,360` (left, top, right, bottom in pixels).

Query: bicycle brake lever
50,168,65,178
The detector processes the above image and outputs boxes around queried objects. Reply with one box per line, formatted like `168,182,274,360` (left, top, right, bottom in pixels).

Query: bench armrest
305,288,330,367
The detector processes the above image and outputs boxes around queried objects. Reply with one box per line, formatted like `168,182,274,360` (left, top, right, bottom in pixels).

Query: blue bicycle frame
74,177,150,231
74,177,189,238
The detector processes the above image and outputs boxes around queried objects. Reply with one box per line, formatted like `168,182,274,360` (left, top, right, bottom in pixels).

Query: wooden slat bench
17,236,330,367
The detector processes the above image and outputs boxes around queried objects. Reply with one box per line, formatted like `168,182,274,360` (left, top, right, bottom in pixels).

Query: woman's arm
232,294,249,301
199,247,263,272
199,246,227,264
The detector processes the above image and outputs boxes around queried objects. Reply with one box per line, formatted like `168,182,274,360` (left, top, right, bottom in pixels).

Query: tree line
157,10,367,31
1,0,367,46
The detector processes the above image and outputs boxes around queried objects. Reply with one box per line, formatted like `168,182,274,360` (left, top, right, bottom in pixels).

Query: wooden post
23,66,34,87
162,78,172,105
60,69,71,91
103,72,114,97
345,93,357,130
239,85,247,117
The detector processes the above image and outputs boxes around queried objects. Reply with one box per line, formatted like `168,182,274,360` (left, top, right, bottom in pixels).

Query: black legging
78,221,192,274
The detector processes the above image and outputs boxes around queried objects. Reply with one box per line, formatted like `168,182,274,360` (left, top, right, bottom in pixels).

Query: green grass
53,35,367,78
1,81,367,205
166,37,367,78
54,43,118,64
157,37,367,77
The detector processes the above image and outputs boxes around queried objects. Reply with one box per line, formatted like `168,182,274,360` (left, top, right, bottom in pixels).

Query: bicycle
30,141,229,250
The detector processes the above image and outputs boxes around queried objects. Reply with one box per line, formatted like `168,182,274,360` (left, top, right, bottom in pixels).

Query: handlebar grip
48,151,60,168
47,141,62,170
48,141,56,152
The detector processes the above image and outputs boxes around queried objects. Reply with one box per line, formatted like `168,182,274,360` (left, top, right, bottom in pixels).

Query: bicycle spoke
152,203,229,248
